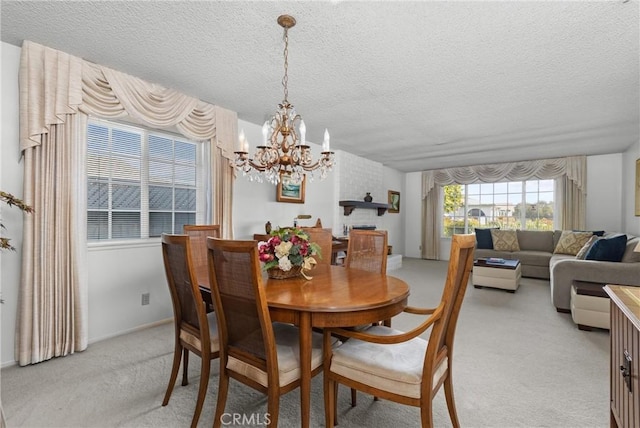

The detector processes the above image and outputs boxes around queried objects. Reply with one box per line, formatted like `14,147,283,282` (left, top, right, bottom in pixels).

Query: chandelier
234,15,334,185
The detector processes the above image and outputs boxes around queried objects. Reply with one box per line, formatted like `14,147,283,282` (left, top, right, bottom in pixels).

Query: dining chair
343,229,389,405
345,229,388,274
301,227,333,267
322,234,476,428
160,234,219,428
253,233,271,242
206,238,325,427
183,224,220,310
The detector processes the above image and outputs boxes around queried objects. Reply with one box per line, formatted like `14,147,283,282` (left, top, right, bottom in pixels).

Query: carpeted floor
2,258,609,427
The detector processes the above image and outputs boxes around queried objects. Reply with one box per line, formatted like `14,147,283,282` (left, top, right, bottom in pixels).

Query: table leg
299,312,311,428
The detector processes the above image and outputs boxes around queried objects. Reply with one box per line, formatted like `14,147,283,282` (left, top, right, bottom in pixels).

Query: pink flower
259,253,274,262
299,242,309,256
269,236,282,246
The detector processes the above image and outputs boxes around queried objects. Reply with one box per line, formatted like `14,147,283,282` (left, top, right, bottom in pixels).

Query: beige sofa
475,230,561,279
474,230,640,311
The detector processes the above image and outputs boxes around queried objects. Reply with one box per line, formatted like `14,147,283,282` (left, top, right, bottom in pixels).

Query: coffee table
473,258,522,292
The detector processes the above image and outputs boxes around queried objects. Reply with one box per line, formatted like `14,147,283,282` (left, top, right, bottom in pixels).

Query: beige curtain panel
421,156,586,260
17,40,237,365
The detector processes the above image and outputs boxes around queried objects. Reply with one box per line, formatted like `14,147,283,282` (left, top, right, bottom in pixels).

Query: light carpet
2,258,609,427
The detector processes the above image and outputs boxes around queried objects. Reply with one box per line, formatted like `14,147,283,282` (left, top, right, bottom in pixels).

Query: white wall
405,172,423,258
586,154,623,232
623,142,640,236
1,43,23,367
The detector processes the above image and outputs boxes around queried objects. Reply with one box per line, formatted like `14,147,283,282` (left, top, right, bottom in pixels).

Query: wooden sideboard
604,285,640,428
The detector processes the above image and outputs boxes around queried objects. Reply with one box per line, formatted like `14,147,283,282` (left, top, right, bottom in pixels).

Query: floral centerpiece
258,227,321,279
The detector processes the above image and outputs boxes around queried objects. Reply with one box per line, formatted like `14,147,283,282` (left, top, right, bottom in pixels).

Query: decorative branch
0,190,33,251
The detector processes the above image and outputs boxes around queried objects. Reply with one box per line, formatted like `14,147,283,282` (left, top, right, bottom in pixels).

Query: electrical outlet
141,293,150,306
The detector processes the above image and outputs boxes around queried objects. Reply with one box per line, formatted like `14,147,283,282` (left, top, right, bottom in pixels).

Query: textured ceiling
1,0,638,172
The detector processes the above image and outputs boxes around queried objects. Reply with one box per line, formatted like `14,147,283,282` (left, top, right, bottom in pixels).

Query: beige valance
19,40,237,159
422,156,586,198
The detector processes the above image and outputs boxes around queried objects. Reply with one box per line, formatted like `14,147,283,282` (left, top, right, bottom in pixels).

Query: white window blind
87,119,201,241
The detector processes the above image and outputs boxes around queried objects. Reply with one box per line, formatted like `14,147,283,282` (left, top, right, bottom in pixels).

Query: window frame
441,179,556,238
86,118,206,247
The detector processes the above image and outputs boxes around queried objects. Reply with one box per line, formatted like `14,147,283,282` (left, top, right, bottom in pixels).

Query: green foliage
1,191,33,251
443,185,463,214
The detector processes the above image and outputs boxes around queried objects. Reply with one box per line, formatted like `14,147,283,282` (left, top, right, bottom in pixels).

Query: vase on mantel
364,193,373,203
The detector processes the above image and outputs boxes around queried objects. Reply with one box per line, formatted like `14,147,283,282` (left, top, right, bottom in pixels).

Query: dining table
198,263,410,428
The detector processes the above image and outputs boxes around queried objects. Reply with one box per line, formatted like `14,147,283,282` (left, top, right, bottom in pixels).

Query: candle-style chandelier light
234,15,334,185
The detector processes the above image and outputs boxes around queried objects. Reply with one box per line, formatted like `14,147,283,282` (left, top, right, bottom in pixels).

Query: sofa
474,229,640,311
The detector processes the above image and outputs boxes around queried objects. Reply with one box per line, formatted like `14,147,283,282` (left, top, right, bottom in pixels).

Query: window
442,179,554,237
87,119,202,241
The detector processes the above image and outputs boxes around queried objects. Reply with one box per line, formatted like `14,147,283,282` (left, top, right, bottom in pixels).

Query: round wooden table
264,264,410,428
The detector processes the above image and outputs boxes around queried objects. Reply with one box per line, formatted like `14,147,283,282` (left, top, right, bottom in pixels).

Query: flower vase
267,265,302,279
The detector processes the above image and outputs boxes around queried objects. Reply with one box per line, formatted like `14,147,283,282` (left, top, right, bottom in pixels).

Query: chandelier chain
282,27,289,102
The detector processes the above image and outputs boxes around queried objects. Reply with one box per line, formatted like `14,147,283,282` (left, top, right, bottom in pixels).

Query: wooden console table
604,285,640,428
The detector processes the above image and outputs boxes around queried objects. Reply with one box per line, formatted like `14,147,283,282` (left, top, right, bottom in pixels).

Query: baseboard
1,318,173,368
88,318,173,345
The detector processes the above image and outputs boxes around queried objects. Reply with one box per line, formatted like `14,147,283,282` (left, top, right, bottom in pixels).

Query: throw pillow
573,230,606,237
490,229,520,252
553,231,593,256
576,235,599,260
475,228,497,249
585,234,628,262
621,237,640,263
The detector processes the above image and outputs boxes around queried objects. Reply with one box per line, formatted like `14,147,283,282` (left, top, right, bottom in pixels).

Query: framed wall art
276,172,305,204
388,190,400,213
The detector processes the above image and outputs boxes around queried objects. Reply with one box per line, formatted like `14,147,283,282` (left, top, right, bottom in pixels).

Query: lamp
234,15,334,185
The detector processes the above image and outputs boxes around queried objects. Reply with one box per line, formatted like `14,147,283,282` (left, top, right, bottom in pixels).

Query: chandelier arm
298,153,335,171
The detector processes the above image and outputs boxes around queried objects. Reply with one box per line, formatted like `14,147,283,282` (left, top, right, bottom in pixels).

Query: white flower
278,256,293,271
275,241,293,259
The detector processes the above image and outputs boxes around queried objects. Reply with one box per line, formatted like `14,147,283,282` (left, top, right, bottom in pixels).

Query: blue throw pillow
585,234,628,262
475,228,497,249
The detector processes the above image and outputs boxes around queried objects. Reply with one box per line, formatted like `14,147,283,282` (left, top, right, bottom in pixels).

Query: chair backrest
253,233,271,242
301,227,333,266
345,229,388,274
206,238,277,374
161,234,211,347
183,225,220,285
423,234,475,385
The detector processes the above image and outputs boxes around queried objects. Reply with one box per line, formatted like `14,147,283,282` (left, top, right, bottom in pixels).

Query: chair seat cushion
330,325,448,399
179,312,219,354
227,322,325,388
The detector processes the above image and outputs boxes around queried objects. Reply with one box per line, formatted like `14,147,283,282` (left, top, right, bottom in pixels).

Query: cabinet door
610,302,640,428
